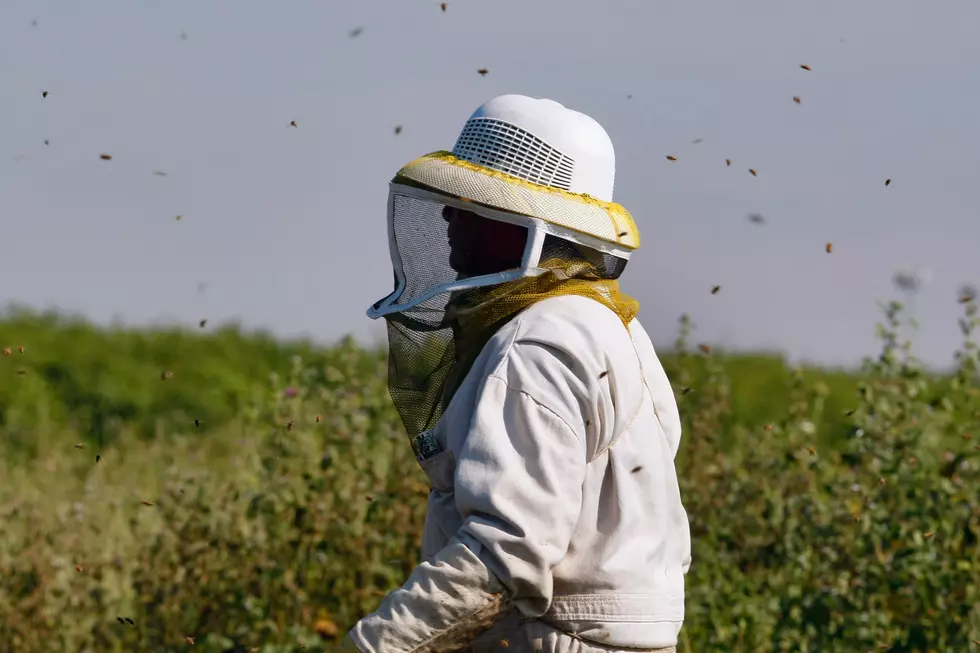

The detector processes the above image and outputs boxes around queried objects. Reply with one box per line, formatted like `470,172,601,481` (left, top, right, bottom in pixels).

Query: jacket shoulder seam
484,374,584,446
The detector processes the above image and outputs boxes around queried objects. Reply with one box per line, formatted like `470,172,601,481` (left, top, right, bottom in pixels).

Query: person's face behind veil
443,206,528,280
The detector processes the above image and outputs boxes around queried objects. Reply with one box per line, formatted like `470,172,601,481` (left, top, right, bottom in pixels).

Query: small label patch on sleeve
411,429,443,462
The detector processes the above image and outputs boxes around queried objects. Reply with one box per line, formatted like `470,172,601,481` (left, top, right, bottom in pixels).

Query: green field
1,299,978,653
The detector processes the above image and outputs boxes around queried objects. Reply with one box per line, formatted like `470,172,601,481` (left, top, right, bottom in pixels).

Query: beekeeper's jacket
349,294,692,653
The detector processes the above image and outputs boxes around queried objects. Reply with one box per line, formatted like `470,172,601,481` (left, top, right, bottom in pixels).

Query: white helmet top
450,94,617,202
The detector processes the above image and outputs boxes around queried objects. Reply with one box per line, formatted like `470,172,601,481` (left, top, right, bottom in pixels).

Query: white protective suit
349,294,692,653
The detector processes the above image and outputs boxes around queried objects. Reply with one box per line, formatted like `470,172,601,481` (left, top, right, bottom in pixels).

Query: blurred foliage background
0,297,978,653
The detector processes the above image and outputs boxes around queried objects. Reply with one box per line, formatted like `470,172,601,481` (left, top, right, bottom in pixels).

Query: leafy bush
670,300,980,652
0,297,977,652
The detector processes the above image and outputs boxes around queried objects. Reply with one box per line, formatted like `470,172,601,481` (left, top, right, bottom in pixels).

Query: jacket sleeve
349,373,588,653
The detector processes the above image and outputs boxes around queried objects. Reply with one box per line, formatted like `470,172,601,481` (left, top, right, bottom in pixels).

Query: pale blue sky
2,0,978,369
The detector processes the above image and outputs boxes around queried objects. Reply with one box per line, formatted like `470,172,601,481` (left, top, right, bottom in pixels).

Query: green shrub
671,299,980,652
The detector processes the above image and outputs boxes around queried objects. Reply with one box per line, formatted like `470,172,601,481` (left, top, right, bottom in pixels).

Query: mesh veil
382,204,640,442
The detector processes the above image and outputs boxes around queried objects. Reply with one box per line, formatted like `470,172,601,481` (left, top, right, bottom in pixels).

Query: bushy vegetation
0,298,977,653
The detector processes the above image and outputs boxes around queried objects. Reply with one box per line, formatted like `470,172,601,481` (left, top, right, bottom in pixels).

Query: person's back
344,94,692,653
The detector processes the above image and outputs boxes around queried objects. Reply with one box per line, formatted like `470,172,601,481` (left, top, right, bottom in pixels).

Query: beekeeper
346,94,691,653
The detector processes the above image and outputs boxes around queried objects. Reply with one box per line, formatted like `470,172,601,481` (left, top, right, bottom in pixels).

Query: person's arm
349,367,588,653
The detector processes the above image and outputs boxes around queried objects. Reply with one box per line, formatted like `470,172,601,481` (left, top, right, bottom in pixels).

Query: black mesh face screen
384,313,456,438
380,193,529,437
390,194,455,310
540,234,628,280
384,194,532,317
